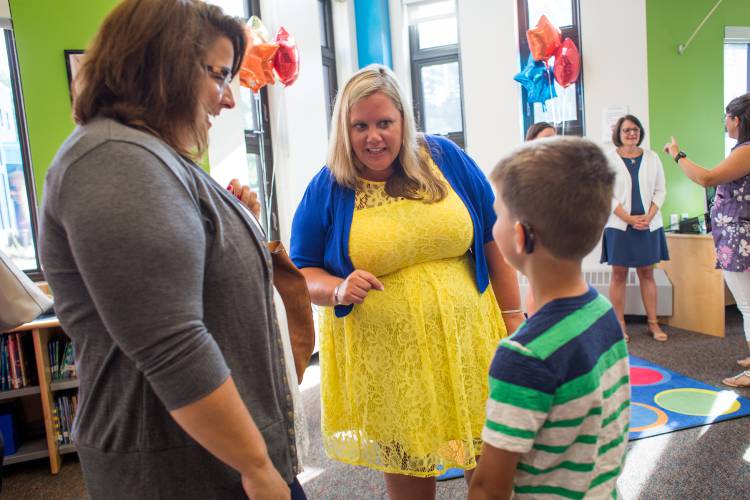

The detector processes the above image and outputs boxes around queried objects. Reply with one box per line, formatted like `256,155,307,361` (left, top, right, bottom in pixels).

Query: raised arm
665,136,750,187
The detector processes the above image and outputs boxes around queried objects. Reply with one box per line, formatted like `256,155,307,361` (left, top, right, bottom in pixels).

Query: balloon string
253,90,273,241
544,60,557,132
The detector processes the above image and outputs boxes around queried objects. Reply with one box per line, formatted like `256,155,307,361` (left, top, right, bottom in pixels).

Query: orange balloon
239,23,278,92
526,15,561,61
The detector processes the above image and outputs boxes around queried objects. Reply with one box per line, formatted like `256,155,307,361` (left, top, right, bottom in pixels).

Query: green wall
9,0,119,202
647,0,750,224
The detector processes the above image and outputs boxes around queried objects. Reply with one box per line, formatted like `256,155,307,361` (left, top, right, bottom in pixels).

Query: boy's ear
513,222,526,255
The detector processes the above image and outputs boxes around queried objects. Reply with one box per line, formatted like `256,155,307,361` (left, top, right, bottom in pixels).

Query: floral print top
711,142,750,271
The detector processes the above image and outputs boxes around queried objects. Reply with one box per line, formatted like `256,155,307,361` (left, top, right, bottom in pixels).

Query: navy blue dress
601,155,669,267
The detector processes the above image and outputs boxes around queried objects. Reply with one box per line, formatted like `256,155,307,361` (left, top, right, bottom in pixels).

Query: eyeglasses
205,64,232,93
621,127,640,135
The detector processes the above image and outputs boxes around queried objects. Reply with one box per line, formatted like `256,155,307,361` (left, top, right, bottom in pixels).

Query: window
724,37,749,156
0,29,39,276
206,0,279,239
206,0,247,17
319,0,338,132
517,0,585,137
407,0,465,148
241,0,279,239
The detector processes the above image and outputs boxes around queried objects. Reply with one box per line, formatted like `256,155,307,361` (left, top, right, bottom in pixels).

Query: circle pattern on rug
654,388,742,417
630,366,670,386
630,402,668,432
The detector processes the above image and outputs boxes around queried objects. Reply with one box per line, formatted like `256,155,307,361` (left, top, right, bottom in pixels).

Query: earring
520,222,535,254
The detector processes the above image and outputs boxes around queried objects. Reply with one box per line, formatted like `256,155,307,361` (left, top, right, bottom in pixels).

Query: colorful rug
437,355,750,480
629,355,750,440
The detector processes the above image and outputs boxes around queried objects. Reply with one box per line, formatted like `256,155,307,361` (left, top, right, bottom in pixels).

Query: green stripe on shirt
514,484,585,499
524,295,612,360
554,344,629,404
602,398,630,428
485,419,536,440
589,466,622,489
532,434,598,454
543,406,602,428
518,460,595,475
598,431,627,456
489,377,554,413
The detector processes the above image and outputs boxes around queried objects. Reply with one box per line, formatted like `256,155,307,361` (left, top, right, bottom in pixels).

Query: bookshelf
2,314,76,474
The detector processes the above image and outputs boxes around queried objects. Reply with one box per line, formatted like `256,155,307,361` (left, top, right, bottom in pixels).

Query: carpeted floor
3,308,749,499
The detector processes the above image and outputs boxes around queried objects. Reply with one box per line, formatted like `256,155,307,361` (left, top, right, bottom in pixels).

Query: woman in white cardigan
601,115,670,342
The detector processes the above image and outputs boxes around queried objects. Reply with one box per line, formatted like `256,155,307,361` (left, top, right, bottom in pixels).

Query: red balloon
273,27,300,86
240,18,278,92
526,15,561,61
553,38,580,88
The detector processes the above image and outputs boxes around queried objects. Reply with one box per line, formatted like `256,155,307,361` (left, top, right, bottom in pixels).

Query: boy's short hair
490,137,614,260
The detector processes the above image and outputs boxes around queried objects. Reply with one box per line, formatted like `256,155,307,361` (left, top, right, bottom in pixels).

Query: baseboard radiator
518,268,673,316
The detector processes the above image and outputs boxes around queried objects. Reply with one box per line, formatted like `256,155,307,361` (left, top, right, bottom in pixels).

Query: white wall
0,0,9,18
579,0,649,268
207,80,247,188
579,0,650,149
457,0,524,170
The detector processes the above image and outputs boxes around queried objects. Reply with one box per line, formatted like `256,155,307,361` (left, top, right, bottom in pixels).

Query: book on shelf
17,333,28,387
0,333,36,391
1,336,7,390
53,392,78,446
52,404,62,445
48,334,77,381
8,334,17,389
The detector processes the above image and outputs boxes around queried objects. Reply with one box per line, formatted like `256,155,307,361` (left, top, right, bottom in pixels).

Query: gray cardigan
39,118,297,498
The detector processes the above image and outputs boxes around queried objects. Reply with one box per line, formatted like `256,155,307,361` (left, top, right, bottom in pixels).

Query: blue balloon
514,53,556,108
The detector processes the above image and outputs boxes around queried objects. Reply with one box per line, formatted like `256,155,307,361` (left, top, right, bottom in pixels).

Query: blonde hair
327,64,446,202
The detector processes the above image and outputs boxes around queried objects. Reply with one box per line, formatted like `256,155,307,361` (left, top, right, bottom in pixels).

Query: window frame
407,4,466,148
242,0,279,240
3,29,42,279
516,0,586,138
319,0,338,132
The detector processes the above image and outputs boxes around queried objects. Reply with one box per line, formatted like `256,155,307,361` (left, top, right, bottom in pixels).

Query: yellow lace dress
318,161,508,477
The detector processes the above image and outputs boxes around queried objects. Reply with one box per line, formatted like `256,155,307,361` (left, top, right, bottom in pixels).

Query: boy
469,137,629,499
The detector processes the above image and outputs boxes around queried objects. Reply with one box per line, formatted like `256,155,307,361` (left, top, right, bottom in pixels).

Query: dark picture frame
64,50,84,101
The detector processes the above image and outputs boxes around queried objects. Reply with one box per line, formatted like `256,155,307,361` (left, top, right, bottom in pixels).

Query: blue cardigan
290,135,497,317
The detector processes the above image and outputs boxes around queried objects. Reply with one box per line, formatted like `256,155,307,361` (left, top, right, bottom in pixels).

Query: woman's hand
241,466,290,499
227,178,261,219
336,269,385,305
663,136,680,160
631,215,650,231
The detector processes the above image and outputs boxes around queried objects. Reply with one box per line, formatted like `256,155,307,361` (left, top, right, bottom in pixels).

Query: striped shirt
483,287,629,499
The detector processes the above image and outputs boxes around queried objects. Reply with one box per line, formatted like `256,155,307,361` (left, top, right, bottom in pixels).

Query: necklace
619,148,640,167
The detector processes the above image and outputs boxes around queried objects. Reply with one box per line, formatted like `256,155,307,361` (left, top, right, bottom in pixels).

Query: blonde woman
290,65,521,499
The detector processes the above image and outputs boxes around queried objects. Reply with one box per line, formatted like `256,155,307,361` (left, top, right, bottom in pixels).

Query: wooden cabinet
2,315,76,473
660,234,733,337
